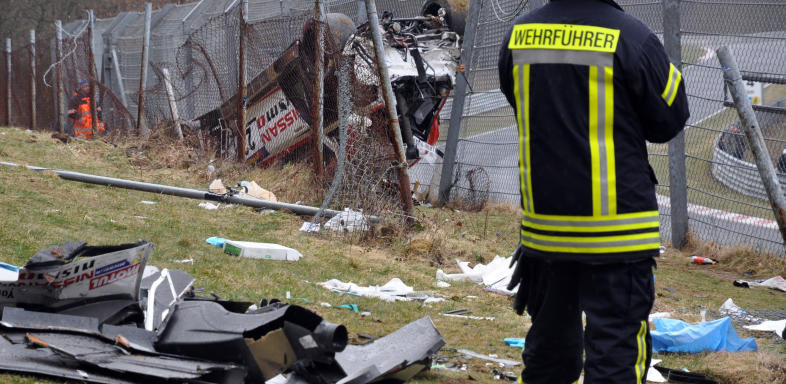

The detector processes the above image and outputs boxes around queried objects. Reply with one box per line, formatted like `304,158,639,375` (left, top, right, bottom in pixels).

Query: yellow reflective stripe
521,230,661,253
522,220,659,233
667,69,682,106
589,66,601,216
508,23,620,53
604,65,616,215
518,376,525,384
523,210,659,221
635,320,647,384
661,63,682,107
524,65,534,212
514,65,534,212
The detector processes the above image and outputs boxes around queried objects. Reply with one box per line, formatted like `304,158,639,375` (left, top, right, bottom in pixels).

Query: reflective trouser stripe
514,64,534,211
661,62,682,107
518,378,578,384
635,320,647,384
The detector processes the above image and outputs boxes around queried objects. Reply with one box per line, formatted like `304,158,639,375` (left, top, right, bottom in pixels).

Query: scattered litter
651,317,758,353
239,181,277,202
444,309,470,316
319,278,423,302
733,276,786,292
456,349,520,367
223,241,302,261
208,179,227,194
299,222,321,233
174,258,195,264
442,313,495,321
719,298,765,323
646,359,667,383
324,208,370,232
140,200,157,205
206,236,228,247
649,312,672,319
659,246,666,254
690,256,717,265
336,304,360,313
133,216,148,220
436,256,518,296
504,338,525,349
199,202,220,210
744,319,786,339
492,368,518,381
652,366,719,384
423,297,445,304
435,281,451,288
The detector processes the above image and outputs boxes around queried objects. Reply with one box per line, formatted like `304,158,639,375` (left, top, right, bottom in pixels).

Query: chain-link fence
439,0,786,254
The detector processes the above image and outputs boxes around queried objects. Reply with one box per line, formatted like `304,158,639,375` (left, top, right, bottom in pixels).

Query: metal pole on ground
717,46,786,249
55,21,65,134
6,38,12,126
438,0,480,206
137,3,152,137
236,0,248,162
29,30,36,130
311,0,325,178
364,0,414,216
162,68,183,140
87,10,99,137
663,0,688,248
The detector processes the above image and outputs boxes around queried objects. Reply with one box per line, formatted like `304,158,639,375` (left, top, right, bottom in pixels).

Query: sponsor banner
244,87,311,164
0,243,152,307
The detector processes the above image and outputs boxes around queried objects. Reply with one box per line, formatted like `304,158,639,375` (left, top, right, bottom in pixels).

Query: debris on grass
691,256,718,265
222,241,302,261
503,338,525,349
436,255,518,296
324,208,370,233
719,298,766,323
733,275,786,292
651,317,758,353
456,349,520,367
744,319,786,339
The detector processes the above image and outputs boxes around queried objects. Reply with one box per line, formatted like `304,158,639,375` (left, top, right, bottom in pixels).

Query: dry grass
683,231,786,278
698,350,786,384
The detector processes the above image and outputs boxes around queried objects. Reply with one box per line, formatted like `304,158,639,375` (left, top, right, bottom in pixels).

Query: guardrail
711,135,786,201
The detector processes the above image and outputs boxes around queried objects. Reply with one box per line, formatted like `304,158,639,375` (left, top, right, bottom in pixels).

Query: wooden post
87,10,99,137
162,68,183,140
310,0,325,177
6,38,11,126
137,3,152,136
236,0,248,162
29,30,36,130
55,21,65,134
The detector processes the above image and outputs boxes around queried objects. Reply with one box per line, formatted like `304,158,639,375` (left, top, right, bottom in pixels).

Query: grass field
1,127,785,384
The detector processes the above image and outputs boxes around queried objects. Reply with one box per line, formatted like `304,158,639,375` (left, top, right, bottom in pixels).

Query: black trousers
519,258,655,384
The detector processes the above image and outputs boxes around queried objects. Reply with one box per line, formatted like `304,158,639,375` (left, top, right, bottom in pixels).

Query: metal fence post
718,46,786,249
87,10,99,137
55,21,65,134
437,0,481,206
311,0,325,177
663,0,688,248
137,3,152,136
6,38,12,126
237,0,248,162
29,30,36,130
365,0,414,216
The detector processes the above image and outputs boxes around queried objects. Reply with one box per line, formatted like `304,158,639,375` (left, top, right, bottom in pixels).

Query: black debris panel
26,332,245,382
155,300,349,383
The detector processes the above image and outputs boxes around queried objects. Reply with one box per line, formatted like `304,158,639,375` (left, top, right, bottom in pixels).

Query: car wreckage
0,241,445,383
190,2,464,167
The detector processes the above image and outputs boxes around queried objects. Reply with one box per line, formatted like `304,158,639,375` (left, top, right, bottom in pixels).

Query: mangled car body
192,5,463,167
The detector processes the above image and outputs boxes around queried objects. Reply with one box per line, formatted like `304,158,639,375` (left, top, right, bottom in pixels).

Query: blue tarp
206,237,228,247
651,317,758,353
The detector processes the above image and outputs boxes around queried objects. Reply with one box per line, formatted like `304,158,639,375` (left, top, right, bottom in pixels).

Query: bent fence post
162,68,183,140
717,46,786,251
87,10,99,137
6,38,11,126
438,0,480,206
663,0,688,248
365,0,414,216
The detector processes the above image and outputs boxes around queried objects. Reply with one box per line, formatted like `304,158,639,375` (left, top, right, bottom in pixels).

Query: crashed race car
190,2,464,167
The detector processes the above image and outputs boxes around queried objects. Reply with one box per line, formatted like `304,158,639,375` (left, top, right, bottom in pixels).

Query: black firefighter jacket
498,0,689,263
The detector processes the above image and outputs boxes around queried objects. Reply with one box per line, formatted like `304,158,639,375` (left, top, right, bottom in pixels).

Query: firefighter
68,80,104,139
497,0,689,383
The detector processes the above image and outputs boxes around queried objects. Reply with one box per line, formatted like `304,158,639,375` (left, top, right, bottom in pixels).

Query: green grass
0,127,785,384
